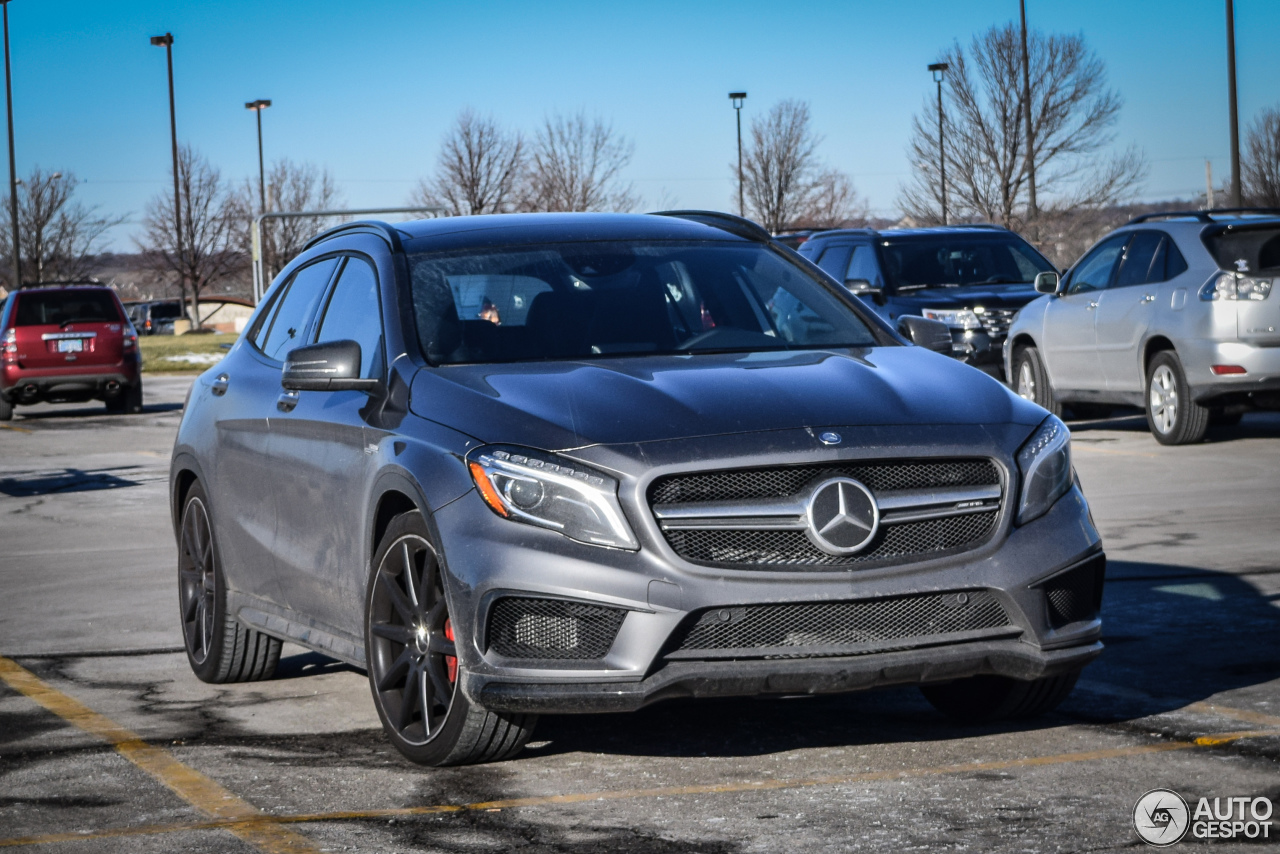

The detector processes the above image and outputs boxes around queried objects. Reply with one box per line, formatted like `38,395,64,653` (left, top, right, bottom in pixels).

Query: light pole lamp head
245,99,272,111
729,92,747,110
149,33,173,47
928,62,949,83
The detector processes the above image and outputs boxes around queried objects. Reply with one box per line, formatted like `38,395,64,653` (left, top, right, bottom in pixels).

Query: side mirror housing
1034,271,1062,295
897,316,954,354
282,339,380,392
845,277,882,296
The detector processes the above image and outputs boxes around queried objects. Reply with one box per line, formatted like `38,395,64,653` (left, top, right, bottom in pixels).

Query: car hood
887,285,1038,311
409,347,1046,451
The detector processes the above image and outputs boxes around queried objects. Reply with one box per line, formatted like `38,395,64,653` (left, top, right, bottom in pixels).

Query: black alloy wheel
365,513,536,766
178,481,281,683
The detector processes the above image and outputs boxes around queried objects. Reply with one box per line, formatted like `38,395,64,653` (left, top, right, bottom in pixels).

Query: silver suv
1005,209,1280,444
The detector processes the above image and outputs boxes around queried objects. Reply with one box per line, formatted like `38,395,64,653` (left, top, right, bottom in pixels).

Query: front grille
666,590,1014,659
1042,554,1106,628
977,307,1016,339
651,459,1001,569
486,597,626,660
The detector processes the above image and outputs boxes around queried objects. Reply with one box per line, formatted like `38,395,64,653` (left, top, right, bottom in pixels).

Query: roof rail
303,220,409,252
649,210,773,243
1128,207,1280,224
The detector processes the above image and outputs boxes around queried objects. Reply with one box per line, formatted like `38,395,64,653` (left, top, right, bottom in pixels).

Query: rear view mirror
1034,271,1061,295
282,339,380,392
897,316,953,354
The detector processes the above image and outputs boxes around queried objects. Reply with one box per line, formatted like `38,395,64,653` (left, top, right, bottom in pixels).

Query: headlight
1200,272,1273,301
467,446,639,550
1016,415,1072,525
921,308,982,329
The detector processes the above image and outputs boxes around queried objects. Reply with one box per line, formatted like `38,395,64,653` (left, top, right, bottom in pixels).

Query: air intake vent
486,597,626,660
1041,554,1106,628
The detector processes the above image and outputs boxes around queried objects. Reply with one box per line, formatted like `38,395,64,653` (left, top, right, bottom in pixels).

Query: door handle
276,391,299,413
1142,294,1157,302
211,373,229,397
1087,301,1099,310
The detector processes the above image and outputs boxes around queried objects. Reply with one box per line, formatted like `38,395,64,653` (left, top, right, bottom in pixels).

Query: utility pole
2,0,19,289
1206,160,1215,209
729,92,746,217
1019,0,1038,229
928,63,949,225
1225,0,1242,207
150,33,188,319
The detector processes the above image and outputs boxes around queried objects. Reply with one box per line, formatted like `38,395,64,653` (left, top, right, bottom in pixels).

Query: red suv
0,286,142,420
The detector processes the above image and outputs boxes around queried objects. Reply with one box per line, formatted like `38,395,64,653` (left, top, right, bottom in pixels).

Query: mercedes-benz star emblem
805,477,879,555
818,431,842,445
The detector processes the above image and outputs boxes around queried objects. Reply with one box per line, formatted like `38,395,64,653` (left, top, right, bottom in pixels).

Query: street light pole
929,63,949,225
730,92,746,217
1225,0,1242,207
1019,0,1037,227
244,99,270,215
149,33,185,311
2,0,19,289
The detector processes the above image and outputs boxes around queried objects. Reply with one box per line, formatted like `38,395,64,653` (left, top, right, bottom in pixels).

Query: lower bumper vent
666,590,1015,660
1041,554,1106,628
487,597,626,660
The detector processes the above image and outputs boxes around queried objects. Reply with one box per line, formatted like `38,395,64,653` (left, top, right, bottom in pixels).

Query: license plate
57,338,84,353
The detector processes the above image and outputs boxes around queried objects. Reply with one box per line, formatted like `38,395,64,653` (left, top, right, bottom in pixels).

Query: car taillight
1,328,15,364
123,330,138,352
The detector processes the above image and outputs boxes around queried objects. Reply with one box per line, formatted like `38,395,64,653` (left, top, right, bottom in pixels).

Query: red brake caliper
444,619,457,684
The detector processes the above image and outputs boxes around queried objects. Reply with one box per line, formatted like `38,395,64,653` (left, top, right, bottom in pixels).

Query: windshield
1204,226,1280,274
408,241,880,364
879,235,1053,292
14,290,120,326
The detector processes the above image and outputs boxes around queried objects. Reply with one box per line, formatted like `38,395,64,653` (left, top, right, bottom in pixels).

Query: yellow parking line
1,724,1275,849
0,656,321,854
0,422,31,433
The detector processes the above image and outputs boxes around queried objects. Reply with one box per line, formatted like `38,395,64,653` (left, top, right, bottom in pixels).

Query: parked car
1005,208,1280,444
796,225,1058,377
0,285,142,420
125,299,184,335
170,211,1104,766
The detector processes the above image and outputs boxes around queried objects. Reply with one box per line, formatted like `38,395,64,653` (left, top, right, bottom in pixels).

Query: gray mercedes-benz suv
170,211,1104,766
1006,209,1280,444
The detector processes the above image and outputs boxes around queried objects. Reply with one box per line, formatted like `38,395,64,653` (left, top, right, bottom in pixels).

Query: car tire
0,395,11,421
920,669,1081,724
1012,345,1061,416
365,512,536,766
1145,351,1209,445
105,382,142,415
178,481,282,683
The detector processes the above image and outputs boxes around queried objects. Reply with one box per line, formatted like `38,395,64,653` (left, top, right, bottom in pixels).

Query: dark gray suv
170,212,1104,766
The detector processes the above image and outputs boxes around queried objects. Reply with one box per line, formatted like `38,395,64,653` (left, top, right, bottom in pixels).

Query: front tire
921,669,1081,723
0,395,11,421
1145,351,1208,445
178,481,281,683
365,513,536,766
1012,345,1061,416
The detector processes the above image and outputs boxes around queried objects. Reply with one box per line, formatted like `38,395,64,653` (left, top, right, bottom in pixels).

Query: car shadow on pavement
12,402,184,422
525,560,1280,760
273,649,363,680
1066,408,1280,442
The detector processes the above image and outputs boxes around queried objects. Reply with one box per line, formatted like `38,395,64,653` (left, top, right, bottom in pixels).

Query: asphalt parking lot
1,375,1277,853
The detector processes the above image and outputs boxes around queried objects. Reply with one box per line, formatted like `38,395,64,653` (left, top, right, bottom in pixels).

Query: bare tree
414,110,525,216
900,24,1145,230
1243,106,1280,207
0,167,123,288
522,112,637,212
138,145,241,329
738,100,860,233
234,158,344,280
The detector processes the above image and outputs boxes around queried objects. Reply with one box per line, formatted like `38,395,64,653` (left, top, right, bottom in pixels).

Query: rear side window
1203,226,1280,274
14,290,120,326
1147,236,1188,283
1114,232,1163,288
257,258,339,361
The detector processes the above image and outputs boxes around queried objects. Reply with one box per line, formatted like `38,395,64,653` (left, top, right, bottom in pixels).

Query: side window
258,257,339,361
1068,234,1128,294
844,245,880,284
815,245,852,279
1114,231,1163,288
1162,238,1188,280
316,257,384,379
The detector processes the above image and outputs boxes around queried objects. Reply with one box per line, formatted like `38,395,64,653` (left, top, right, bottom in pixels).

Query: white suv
1004,209,1280,444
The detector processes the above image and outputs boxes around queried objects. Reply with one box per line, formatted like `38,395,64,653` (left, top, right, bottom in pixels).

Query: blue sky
10,1,1280,250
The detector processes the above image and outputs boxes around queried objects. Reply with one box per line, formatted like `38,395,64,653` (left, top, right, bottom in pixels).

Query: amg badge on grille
805,478,879,555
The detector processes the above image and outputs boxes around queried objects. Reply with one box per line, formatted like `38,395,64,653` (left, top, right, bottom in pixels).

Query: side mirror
897,316,953,354
1034,271,1062,295
282,339,380,392
845,277,881,295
